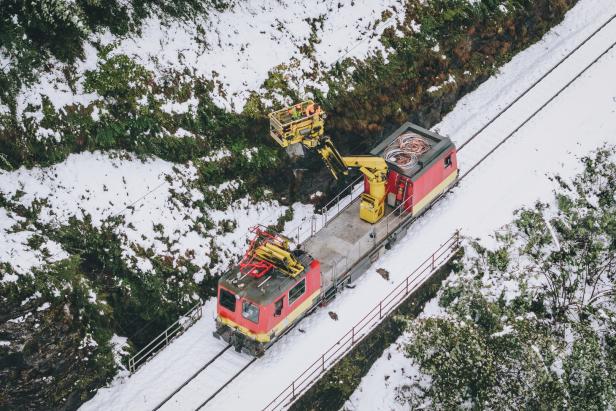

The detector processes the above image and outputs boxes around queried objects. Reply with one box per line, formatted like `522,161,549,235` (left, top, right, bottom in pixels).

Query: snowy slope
80,0,616,409
0,151,313,282
114,0,403,110
11,0,403,119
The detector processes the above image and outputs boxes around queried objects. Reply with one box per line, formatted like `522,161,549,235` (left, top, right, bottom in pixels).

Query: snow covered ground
77,0,616,409
115,0,403,110
0,151,313,282
345,1,616,409
10,0,403,119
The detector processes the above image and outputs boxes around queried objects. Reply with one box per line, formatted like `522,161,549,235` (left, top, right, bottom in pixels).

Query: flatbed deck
303,197,402,293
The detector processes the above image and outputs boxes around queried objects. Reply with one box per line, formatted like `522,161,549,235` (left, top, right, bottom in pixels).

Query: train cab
214,227,321,356
371,122,459,216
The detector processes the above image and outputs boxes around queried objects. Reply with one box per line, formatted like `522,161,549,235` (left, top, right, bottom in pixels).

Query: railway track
152,344,232,410
148,13,616,411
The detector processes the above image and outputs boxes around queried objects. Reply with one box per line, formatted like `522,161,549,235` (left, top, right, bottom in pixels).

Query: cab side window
219,288,236,312
242,300,259,323
288,278,306,306
274,298,284,317
444,155,452,168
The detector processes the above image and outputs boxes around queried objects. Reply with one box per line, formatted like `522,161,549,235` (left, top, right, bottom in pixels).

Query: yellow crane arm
342,156,388,178
316,143,388,225
268,101,388,223
316,137,348,179
316,139,388,182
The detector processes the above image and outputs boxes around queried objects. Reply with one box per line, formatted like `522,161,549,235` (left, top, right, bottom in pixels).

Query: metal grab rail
321,194,415,283
263,231,461,410
283,175,365,244
319,175,365,221
128,302,203,374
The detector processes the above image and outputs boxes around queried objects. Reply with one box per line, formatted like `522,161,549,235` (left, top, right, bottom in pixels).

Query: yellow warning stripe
217,289,321,343
413,170,458,216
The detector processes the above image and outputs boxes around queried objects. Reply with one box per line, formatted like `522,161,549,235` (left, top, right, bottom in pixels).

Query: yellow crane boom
268,100,388,223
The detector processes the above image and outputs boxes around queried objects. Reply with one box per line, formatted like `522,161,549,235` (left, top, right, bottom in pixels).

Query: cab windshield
219,288,236,312
242,300,259,324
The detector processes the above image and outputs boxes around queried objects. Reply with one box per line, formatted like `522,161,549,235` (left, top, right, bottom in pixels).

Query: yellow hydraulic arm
242,226,305,277
254,242,304,277
268,101,388,223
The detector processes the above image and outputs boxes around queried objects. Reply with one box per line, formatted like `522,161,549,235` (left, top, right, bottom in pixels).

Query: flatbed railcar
214,122,458,356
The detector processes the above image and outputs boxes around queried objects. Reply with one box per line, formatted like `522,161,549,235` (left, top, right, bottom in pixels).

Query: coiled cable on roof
384,132,432,171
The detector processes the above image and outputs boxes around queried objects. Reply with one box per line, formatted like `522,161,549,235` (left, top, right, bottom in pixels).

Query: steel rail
152,344,232,411
194,357,259,410
460,38,616,179
457,12,616,151
153,293,316,411
262,22,616,411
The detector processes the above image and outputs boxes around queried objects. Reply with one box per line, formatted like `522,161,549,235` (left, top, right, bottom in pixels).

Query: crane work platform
269,100,325,149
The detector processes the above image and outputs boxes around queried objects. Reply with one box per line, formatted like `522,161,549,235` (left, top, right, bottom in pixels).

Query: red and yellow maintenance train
214,102,458,355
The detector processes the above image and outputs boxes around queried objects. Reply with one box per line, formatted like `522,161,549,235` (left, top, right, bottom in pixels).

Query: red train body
215,123,459,356
377,144,458,215
215,258,321,354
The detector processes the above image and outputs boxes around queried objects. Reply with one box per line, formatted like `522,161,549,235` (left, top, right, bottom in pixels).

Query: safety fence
128,302,203,373
263,230,461,410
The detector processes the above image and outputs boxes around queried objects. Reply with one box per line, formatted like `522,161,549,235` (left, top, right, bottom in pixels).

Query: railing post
311,215,316,236
321,355,325,372
405,277,409,295
379,301,382,319
292,381,295,398
352,326,355,344
432,253,435,270
165,329,168,346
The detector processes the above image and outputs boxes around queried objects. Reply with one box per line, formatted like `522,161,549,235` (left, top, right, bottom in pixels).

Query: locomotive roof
219,251,314,306
371,122,455,180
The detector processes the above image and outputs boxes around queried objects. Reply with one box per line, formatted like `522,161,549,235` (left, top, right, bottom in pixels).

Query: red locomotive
214,228,321,355
214,120,458,356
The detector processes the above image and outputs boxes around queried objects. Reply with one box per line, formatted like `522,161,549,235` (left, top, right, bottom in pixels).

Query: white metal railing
321,194,414,284
128,302,203,373
264,231,461,410
233,175,364,250
283,175,365,244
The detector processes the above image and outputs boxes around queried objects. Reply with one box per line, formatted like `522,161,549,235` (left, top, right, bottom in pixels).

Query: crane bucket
268,100,325,149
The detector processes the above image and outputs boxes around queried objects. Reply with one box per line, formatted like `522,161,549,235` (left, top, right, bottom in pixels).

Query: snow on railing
128,302,203,374
263,231,461,410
